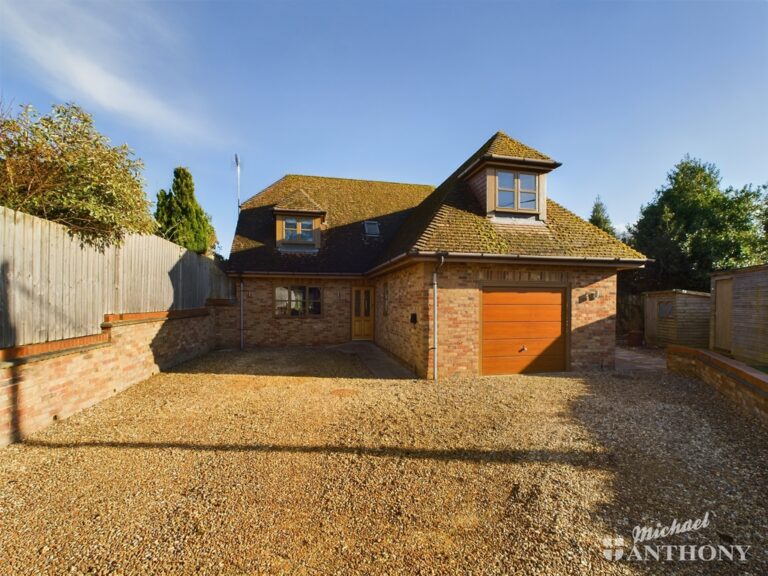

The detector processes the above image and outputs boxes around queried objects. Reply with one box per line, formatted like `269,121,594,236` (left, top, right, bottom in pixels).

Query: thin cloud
0,0,212,143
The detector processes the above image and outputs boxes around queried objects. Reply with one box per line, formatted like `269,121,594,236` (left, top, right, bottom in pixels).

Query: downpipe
432,255,445,381
239,279,244,351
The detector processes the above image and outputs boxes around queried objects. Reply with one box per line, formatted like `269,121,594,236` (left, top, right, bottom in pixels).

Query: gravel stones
0,348,765,574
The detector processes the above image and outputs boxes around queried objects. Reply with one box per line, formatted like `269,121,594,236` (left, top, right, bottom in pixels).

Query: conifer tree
589,195,617,237
154,167,216,254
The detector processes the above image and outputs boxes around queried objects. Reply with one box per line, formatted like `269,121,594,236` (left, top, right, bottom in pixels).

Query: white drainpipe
432,255,445,380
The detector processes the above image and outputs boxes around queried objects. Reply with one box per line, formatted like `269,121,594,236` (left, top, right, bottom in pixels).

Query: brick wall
0,312,212,446
569,269,617,371
668,346,768,424
209,300,240,349
420,263,617,378
373,263,430,377
233,277,357,347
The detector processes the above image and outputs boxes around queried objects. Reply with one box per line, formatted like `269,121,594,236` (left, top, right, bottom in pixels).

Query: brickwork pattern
373,263,430,377
236,278,358,347
0,314,212,445
425,263,617,378
668,346,768,424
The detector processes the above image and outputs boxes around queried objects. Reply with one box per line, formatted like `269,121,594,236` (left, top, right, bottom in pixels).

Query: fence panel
0,206,232,348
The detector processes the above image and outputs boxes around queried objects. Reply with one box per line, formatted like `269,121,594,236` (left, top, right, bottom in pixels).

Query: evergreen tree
589,196,617,237
154,167,217,254
627,156,767,291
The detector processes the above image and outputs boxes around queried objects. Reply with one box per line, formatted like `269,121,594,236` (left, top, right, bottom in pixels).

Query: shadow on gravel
24,439,610,468
162,348,373,380
568,371,768,573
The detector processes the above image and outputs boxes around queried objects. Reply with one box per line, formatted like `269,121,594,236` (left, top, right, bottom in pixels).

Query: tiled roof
379,133,643,264
410,185,645,259
229,132,646,274
273,189,326,213
229,175,433,274
483,131,555,162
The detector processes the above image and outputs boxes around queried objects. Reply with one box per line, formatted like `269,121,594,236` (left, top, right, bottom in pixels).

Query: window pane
307,287,321,302
354,290,361,316
519,174,537,191
299,219,313,242
520,191,537,210
275,286,290,315
497,171,514,190
364,290,371,317
308,300,321,315
498,190,515,208
275,300,290,315
364,221,380,236
290,286,305,315
284,218,298,241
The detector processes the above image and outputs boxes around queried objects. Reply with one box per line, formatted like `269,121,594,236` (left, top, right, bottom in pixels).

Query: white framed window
496,171,538,212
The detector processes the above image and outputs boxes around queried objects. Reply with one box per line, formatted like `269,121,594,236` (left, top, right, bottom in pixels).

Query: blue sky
1,0,766,256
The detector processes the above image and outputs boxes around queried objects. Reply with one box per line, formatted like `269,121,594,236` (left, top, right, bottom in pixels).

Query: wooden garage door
482,288,566,374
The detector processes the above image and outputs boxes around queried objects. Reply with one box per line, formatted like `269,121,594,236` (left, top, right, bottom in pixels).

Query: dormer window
364,220,380,237
275,213,322,251
284,216,314,243
496,171,538,212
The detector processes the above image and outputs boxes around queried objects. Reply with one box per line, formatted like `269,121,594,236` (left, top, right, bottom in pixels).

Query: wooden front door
352,287,374,340
481,288,566,374
714,278,733,352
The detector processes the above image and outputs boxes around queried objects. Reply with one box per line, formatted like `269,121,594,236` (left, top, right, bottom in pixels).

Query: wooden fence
0,206,233,348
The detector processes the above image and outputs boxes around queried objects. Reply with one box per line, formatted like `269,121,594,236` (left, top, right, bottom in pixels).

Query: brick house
227,132,647,378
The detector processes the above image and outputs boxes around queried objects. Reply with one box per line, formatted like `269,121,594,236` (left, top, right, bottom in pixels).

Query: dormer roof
455,131,561,178
273,188,327,215
484,131,556,162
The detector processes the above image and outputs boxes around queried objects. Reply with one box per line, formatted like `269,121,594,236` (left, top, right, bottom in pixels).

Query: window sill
277,244,319,255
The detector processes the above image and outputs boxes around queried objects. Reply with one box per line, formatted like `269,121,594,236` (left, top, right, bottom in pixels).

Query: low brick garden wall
667,345,768,424
0,309,214,446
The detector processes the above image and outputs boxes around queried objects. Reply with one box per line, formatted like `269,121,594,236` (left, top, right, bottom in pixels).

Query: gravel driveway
1,348,766,575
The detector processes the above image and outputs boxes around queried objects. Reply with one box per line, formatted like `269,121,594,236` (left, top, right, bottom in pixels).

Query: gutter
229,251,650,282
228,270,363,279
413,251,649,265
457,153,562,180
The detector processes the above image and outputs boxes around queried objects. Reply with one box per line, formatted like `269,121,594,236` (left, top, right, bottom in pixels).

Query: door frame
479,285,570,375
351,286,375,341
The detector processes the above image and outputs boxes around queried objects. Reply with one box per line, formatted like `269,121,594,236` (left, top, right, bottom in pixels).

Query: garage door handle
520,345,528,352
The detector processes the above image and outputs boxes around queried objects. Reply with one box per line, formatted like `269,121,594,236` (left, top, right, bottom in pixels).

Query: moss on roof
379,132,643,263
409,188,645,259
230,175,434,273
484,131,554,161
274,188,326,213
229,133,645,274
